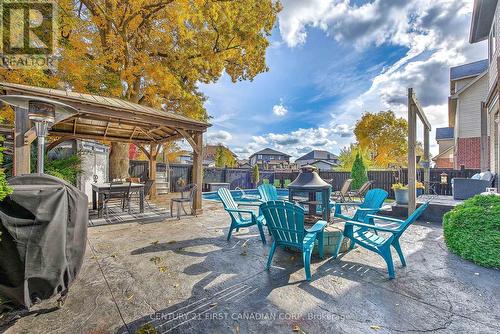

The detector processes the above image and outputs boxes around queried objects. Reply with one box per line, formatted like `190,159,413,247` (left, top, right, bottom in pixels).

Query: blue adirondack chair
334,202,430,279
218,188,266,244
332,188,388,223
260,200,327,281
258,183,279,202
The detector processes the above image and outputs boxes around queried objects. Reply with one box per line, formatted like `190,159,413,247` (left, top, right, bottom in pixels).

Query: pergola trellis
407,88,431,215
0,82,210,213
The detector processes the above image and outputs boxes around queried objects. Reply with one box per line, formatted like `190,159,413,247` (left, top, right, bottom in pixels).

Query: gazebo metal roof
0,82,210,144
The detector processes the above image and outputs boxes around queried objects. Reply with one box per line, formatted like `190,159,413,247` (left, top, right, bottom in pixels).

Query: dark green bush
443,195,500,269
45,154,82,186
350,152,368,189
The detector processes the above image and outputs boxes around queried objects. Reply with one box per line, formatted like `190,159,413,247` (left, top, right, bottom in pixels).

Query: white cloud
272,102,288,116
252,135,269,145
206,130,232,143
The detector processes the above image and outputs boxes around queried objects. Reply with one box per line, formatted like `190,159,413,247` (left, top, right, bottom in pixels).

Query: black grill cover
0,174,88,308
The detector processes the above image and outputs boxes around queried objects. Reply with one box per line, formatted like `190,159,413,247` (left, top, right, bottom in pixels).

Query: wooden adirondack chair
217,188,266,244
260,201,327,281
348,180,373,200
334,202,430,279
258,183,279,202
332,188,388,223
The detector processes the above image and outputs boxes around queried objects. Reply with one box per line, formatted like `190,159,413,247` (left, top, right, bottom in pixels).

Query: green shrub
443,195,500,269
251,165,259,187
350,152,368,189
45,154,82,186
0,133,12,201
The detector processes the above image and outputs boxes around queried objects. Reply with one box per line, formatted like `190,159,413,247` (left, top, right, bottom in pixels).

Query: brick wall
456,137,482,169
435,157,453,169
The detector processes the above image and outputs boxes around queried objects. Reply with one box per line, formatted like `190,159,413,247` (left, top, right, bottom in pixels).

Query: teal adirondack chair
260,201,327,281
332,189,388,223
217,188,266,244
334,202,430,279
258,183,279,202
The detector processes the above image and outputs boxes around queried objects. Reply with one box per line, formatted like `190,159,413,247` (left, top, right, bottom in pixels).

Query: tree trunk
109,142,130,180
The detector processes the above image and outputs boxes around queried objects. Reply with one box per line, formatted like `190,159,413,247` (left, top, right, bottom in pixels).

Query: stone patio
2,200,499,334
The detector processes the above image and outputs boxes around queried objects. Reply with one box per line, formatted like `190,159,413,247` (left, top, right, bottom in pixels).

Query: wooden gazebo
0,82,210,213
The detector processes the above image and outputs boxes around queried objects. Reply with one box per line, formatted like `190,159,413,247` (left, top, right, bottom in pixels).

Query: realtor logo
0,0,57,68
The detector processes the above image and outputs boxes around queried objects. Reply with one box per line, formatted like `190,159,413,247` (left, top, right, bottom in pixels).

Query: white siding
489,1,500,91
454,78,474,92
457,74,488,138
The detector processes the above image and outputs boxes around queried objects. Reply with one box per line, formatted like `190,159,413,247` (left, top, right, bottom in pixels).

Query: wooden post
13,107,31,175
480,102,489,171
423,126,430,194
408,88,417,215
191,132,203,214
149,143,157,199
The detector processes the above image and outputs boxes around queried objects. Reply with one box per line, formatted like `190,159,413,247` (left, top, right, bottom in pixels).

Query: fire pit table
288,165,332,222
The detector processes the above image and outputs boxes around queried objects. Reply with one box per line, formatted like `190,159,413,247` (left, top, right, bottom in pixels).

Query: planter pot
394,189,409,205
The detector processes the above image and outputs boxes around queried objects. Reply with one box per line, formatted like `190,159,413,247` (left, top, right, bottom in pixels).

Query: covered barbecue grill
288,165,332,223
0,174,88,308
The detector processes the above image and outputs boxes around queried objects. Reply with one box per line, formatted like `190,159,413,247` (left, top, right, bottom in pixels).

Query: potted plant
392,183,409,205
176,177,186,191
416,182,425,197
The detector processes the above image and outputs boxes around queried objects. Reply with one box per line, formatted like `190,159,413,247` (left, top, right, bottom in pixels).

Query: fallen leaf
167,240,177,244
209,303,217,307
158,266,167,273
240,251,247,256
173,283,179,288
292,324,300,332
127,294,134,301
370,325,382,330
150,256,162,265
151,240,159,245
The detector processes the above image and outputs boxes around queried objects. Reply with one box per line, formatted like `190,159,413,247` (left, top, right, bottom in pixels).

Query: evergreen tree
351,152,368,189
252,165,260,187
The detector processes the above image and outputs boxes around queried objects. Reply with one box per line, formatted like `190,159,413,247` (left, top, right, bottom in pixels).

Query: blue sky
197,0,486,160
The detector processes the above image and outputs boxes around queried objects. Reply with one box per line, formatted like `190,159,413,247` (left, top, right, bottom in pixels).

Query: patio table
92,182,144,218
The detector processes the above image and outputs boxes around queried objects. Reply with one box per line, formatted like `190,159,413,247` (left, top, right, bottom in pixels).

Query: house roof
436,127,454,140
432,145,454,161
470,0,498,43
450,59,489,81
451,71,488,98
296,150,338,161
310,159,338,166
249,148,291,158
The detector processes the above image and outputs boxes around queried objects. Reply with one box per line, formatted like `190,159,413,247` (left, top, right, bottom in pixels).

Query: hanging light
440,172,448,185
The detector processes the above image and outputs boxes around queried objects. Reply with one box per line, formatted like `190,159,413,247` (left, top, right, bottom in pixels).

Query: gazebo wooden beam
191,132,203,214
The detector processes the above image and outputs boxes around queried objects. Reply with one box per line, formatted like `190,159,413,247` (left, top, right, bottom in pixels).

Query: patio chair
331,178,353,202
260,200,327,281
170,184,197,219
103,181,132,218
258,183,279,202
217,188,266,244
348,180,373,200
333,202,430,279
128,179,155,209
332,188,388,224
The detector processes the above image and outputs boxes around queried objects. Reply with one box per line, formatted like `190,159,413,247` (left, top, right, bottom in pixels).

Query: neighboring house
203,144,238,166
249,148,291,169
433,127,455,168
470,0,499,177
177,151,193,164
309,160,336,171
436,59,489,169
295,150,339,168
237,159,251,168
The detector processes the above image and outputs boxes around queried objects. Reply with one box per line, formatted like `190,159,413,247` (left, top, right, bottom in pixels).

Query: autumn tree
0,0,281,178
354,111,411,168
214,144,236,168
337,144,372,171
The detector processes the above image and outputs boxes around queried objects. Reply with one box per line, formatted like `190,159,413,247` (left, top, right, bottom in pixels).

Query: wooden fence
129,160,479,197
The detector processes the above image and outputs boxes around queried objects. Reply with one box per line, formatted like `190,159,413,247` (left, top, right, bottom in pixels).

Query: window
257,154,262,160
490,23,496,62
